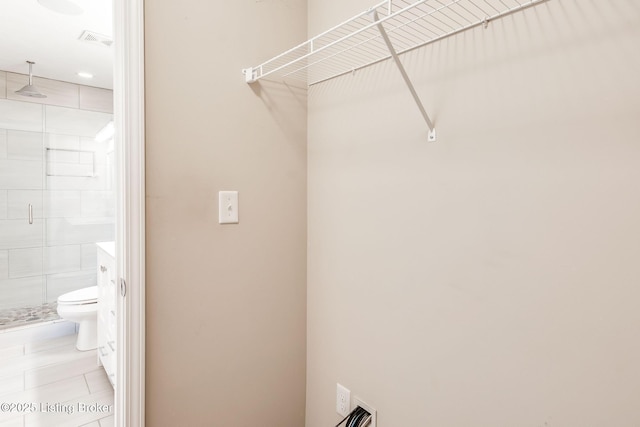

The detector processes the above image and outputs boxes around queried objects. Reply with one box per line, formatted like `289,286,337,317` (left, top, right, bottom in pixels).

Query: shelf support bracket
371,10,436,142
243,68,257,84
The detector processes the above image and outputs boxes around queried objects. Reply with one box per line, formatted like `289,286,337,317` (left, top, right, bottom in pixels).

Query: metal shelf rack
243,0,548,141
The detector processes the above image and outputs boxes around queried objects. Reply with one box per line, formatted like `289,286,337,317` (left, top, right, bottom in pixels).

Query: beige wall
144,0,307,425
307,1,640,426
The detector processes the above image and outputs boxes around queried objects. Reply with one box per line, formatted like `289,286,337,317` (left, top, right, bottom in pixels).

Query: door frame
113,0,145,425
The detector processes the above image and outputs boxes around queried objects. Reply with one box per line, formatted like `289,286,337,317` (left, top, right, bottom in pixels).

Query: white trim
114,0,145,425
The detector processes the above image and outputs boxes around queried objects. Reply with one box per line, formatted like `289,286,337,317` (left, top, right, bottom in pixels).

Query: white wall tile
44,190,81,218
81,244,98,271
106,152,114,190
0,129,7,159
46,164,108,191
79,152,93,164
45,105,112,138
7,130,43,161
0,344,24,360
81,191,114,218
0,159,43,190
0,250,8,279
0,219,43,250
7,190,43,220
0,71,6,100
47,162,94,177
79,138,109,165
21,333,76,355
0,372,23,397
0,191,6,219
8,247,43,279
6,73,79,109
46,270,96,302
0,321,74,349
45,146,98,178
79,86,113,113
46,218,114,246
45,133,80,150
0,99,43,132
46,148,79,163
0,276,43,310
44,245,81,274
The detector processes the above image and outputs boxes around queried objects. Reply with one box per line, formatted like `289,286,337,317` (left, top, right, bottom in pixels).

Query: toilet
56,286,99,351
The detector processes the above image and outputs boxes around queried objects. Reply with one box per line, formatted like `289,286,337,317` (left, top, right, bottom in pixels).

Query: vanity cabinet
97,242,116,388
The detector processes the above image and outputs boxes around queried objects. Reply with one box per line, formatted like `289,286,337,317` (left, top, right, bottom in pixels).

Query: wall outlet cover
336,383,351,417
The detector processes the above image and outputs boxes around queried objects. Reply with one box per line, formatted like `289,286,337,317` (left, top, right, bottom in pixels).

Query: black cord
346,408,360,427
336,406,371,427
360,414,372,427
335,406,372,427
335,408,355,427
349,407,369,427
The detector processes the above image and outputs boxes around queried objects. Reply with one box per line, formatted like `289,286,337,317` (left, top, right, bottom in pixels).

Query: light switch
218,191,239,224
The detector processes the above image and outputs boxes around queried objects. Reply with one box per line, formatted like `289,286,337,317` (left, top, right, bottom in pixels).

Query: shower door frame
113,0,145,425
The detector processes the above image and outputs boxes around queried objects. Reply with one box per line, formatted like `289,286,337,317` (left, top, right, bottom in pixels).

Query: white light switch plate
219,191,238,224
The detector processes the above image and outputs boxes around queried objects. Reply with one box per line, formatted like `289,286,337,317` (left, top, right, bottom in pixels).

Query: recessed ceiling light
77,72,94,79
37,0,83,16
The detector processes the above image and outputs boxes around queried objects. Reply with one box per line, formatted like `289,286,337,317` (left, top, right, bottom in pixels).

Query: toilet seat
57,286,98,305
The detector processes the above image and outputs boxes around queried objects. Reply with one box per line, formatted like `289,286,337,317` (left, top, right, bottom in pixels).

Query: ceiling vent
78,30,113,47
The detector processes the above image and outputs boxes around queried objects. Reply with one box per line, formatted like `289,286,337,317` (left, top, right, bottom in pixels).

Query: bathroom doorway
0,0,144,424
0,0,115,330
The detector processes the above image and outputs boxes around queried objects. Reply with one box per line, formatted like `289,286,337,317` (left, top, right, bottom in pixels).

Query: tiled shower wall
0,70,114,310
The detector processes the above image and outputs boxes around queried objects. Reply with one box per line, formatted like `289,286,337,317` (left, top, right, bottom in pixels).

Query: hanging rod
243,0,549,140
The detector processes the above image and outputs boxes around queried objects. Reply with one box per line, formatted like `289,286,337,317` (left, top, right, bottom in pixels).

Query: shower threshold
0,302,61,331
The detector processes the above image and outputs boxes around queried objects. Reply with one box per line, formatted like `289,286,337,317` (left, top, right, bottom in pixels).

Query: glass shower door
0,98,47,326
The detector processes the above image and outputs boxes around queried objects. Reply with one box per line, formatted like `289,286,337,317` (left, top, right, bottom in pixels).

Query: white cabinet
97,241,116,388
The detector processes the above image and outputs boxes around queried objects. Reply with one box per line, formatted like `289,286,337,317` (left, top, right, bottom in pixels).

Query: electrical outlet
336,383,351,417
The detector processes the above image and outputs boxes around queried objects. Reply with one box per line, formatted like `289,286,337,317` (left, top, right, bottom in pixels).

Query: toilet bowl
56,286,98,351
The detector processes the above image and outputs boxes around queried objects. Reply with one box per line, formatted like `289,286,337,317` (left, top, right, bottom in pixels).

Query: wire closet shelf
243,0,547,86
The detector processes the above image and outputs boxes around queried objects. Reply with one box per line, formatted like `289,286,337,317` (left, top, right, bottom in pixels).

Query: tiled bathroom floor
0,303,61,331
0,332,113,427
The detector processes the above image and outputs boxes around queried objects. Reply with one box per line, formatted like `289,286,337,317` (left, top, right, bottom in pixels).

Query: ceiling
0,0,113,90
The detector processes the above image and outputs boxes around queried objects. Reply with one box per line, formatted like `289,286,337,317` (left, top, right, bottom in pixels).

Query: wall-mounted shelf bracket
243,68,257,83
370,9,435,141
428,128,436,142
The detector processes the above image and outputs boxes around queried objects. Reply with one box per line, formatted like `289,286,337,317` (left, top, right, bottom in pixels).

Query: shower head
15,61,47,98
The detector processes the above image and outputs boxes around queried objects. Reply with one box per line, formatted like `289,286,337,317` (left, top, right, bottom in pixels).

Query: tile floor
0,329,113,427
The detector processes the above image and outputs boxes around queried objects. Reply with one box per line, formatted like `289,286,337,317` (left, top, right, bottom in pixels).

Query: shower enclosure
0,83,115,329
